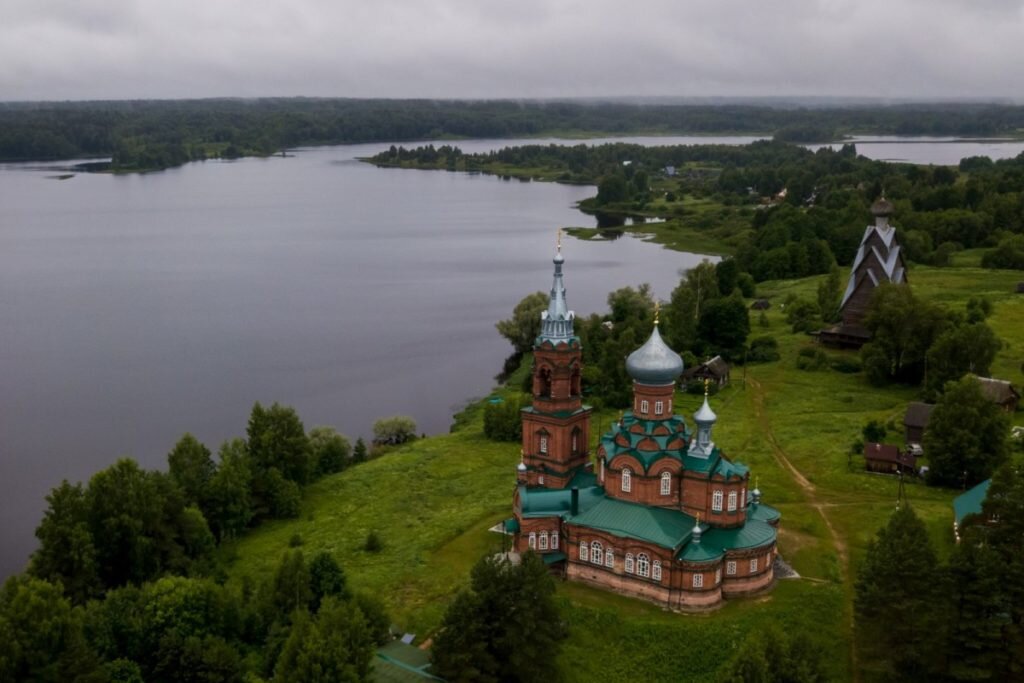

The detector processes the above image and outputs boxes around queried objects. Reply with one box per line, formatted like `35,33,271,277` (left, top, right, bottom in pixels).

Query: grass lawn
219,260,1023,681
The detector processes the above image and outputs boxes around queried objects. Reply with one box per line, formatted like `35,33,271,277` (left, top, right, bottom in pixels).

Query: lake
2,133,1021,578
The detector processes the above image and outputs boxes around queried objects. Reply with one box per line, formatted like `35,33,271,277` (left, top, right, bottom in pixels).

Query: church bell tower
520,234,592,489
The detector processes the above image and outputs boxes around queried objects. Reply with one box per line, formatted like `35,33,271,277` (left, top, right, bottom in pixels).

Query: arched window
727,491,737,512
538,432,548,454
637,553,650,578
537,367,552,397
660,472,671,496
590,541,603,565
551,532,559,550
528,532,536,549
655,400,664,415
622,468,632,493
579,541,588,562
652,560,662,581
539,532,548,550
605,548,614,568
625,553,635,574
640,399,649,413
712,489,724,512
692,573,704,588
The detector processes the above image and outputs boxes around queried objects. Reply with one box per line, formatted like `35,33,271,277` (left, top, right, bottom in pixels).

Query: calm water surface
2,134,1020,577
0,140,713,576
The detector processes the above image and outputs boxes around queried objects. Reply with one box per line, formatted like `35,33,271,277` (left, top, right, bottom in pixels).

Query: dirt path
747,377,857,679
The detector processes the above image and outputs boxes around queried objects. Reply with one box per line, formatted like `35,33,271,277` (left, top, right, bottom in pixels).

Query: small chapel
506,242,781,611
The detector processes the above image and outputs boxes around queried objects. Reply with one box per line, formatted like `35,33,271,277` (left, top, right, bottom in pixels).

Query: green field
218,261,1023,681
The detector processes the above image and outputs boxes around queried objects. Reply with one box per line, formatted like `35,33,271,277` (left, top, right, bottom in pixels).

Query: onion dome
691,518,703,544
871,196,894,217
517,461,527,473
626,324,684,386
689,386,718,458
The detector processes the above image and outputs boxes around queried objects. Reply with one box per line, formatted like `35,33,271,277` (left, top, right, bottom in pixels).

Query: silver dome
625,325,684,386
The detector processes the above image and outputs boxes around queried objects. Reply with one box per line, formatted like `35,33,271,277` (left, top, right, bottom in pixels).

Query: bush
483,395,526,442
829,356,862,373
796,346,830,371
372,416,417,446
289,534,303,548
786,299,821,333
748,336,780,363
363,531,383,553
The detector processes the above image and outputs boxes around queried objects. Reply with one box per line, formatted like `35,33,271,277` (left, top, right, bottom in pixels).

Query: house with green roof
953,478,992,542
508,245,782,611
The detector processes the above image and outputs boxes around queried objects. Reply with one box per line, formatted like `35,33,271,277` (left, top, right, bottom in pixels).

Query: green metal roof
569,469,598,488
542,551,567,565
519,484,604,518
714,458,750,480
954,479,991,525
503,517,520,533
521,405,590,419
702,519,777,551
678,536,725,562
373,642,443,682
599,413,692,471
566,496,696,549
746,502,781,524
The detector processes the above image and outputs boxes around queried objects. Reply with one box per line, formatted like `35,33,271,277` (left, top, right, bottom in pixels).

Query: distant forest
5,98,1024,171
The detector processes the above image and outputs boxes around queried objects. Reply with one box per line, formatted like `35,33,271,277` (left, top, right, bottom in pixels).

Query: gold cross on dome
557,228,562,252
654,301,660,326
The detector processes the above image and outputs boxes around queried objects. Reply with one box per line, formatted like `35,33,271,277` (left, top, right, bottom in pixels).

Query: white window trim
715,568,722,584
579,542,588,562
539,435,548,454
637,553,650,578
660,472,671,496
605,549,614,568
741,488,746,508
622,468,632,493
727,491,737,512
625,553,635,574
652,560,662,581
654,400,664,415
538,475,544,486
750,558,758,573
591,541,603,565
712,490,724,512
539,532,548,550
551,532,559,550
692,573,703,588
528,532,536,549
726,561,736,576
641,399,649,413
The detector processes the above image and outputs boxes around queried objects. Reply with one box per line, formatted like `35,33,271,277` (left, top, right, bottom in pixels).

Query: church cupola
626,307,684,420
539,231,575,343
689,383,717,458
626,312,684,386
871,196,894,230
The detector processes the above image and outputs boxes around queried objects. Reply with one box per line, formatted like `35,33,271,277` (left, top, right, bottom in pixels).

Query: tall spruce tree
854,504,944,681
431,552,565,683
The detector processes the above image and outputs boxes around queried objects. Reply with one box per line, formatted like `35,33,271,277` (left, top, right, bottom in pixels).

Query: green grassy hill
218,262,1024,682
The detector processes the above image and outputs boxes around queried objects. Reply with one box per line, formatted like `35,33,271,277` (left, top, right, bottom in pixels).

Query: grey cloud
1,0,1023,100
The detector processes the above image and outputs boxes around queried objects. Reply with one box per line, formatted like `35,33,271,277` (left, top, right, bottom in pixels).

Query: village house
508,243,780,612
903,402,935,445
682,355,731,389
863,442,916,475
975,376,1020,413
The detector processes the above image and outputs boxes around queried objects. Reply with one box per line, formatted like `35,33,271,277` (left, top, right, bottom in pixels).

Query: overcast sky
3,0,1024,101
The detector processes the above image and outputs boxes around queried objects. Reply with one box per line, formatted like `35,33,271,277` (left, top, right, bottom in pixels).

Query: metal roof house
953,479,991,542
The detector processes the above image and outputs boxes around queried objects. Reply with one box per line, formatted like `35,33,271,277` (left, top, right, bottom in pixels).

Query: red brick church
507,243,781,611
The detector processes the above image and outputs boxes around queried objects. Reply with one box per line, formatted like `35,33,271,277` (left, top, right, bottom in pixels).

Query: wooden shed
864,442,916,475
903,402,935,444
682,355,731,387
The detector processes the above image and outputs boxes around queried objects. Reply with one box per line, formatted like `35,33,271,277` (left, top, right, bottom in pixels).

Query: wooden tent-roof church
820,197,908,348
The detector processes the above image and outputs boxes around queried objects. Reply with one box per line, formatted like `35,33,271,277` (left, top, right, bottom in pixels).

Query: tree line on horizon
7,98,1024,170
